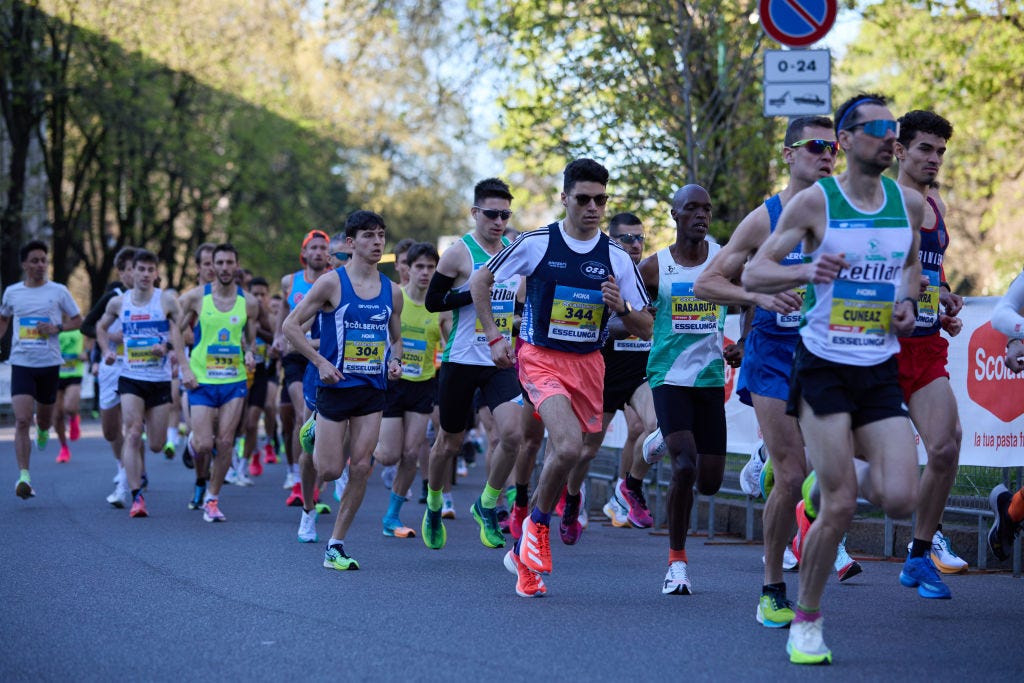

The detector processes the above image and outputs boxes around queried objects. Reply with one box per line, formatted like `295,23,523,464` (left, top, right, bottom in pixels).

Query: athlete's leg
328,411,384,541
619,405,642,480
54,388,68,447
120,394,148,490
12,394,35,471
395,412,429,497
208,397,246,497
190,405,217,478
481,401,524,496
286,380,305,467
908,377,961,542
533,395,583,513
625,383,658,480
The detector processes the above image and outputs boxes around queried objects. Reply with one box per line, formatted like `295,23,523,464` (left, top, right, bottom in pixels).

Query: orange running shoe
791,500,813,563
285,482,304,507
504,550,547,598
520,516,552,574
129,494,148,518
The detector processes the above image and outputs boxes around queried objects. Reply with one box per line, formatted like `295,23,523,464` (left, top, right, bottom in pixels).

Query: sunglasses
845,119,899,139
612,233,645,245
790,138,839,155
331,251,350,262
570,193,609,207
474,206,512,221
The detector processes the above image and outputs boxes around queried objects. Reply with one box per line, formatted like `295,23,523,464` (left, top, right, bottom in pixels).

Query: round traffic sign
760,0,837,48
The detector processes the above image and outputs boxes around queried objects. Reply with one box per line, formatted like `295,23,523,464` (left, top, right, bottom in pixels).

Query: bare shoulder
437,239,469,279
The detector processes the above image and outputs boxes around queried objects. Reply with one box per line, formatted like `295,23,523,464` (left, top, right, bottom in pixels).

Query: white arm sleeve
992,270,1024,339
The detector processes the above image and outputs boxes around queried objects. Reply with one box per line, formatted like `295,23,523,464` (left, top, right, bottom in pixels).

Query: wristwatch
618,301,633,317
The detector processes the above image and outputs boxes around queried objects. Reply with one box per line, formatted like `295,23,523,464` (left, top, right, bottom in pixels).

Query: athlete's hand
919,274,929,295
316,358,343,384
941,289,964,317
723,341,743,368
892,299,917,336
754,289,802,314
182,369,199,391
807,253,848,284
601,274,624,313
1005,339,1024,373
271,334,286,355
244,350,256,372
387,358,403,380
37,321,61,337
151,342,167,358
489,337,515,369
103,350,116,365
940,314,963,337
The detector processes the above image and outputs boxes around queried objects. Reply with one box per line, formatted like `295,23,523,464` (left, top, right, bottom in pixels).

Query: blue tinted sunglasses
844,119,899,139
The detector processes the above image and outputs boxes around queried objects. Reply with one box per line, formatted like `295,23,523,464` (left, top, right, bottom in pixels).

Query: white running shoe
603,495,630,527
297,508,319,543
906,530,969,574
334,466,349,501
381,464,397,490
234,469,255,487
225,468,240,486
106,479,130,509
642,428,666,465
662,561,692,595
761,546,800,571
442,495,456,519
834,535,862,582
456,458,469,477
282,471,298,489
787,618,832,665
740,441,767,497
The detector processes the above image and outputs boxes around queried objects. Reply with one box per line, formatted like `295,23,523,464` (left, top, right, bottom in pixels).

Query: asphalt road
2,422,1022,681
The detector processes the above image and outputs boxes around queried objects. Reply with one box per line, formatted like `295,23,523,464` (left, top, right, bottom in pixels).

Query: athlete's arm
283,274,341,383
425,246,472,312
161,289,186,361
439,310,453,343
95,296,122,364
175,287,200,333
470,265,513,368
58,289,83,333
993,268,1024,371
743,187,828,294
80,289,118,338
273,273,293,352
243,293,259,371
387,281,404,380
891,194,925,336
0,314,9,340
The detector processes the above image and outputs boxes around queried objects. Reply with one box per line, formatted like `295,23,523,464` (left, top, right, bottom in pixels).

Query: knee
194,434,214,455
820,491,858,526
14,414,32,430
348,458,373,483
882,489,917,520
670,457,696,487
926,438,960,476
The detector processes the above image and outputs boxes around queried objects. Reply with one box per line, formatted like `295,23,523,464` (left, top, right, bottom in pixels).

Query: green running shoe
759,457,774,499
315,502,331,515
323,543,359,571
756,588,795,628
422,507,446,550
36,429,49,452
471,497,506,548
801,471,818,520
299,413,316,455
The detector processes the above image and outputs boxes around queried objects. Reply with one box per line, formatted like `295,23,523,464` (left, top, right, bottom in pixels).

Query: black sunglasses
612,233,645,245
474,206,512,221
790,138,839,155
570,193,609,207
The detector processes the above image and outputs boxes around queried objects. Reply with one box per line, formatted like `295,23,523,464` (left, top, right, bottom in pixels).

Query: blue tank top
522,222,614,354
316,268,393,391
288,270,315,312
911,196,949,337
750,194,804,339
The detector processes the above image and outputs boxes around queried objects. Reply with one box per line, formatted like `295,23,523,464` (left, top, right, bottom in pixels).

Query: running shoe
69,414,81,441
299,413,316,455
334,472,347,502
107,480,130,509
15,477,35,500
603,495,630,527
497,507,510,534
36,428,49,451
188,484,206,511
988,484,1020,562
298,509,318,543
554,486,567,517
740,441,767,497
382,515,417,538
834,536,862,582
381,464,397,490
264,443,278,465
471,497,506,548
899,555,952,599
163,440,176,460
617,480,654,528
234,468,255,487
315,502,331,515
323,543,360,571
203,498,226,522
801,471,819,519
928,530,968,574
787,618,832,665
129,494,148,518
756,586,794,628
56,444,71,464
283,471,298,489
559,494,583,545
441,496,456,520
662,561,692,595
510,504,529,541
791,501,813,563
249,450,263,477
520,517,552,574
456,457,469,477
285,482,304,507
421,507,446,549
759,457,775,499
761,547,800,571
642,428,666,464
504,550,546,598
140,473,149,491
182,434,196,470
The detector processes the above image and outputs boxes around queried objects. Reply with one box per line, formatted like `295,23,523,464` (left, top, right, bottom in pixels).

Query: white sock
328,537,344,548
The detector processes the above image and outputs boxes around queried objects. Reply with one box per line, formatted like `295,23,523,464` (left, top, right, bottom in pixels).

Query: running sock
204,493,218,503
387,491,406,518
290,463,300,475
564,491,581,513
763,582,786,594
480,484,502,509
530,507,551,526
18,469,30,484
515,483,529,507
669,548,688,564
166,427,176,445
793,605,821,624
328,537,344,549
1009,489,1024,524
625,474,644,493
426,488,443,512
910,537,931,558
195,477,207,487
131,488,142,501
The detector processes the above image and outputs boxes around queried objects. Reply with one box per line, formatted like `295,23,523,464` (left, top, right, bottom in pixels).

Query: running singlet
911,195,949,337
750,194,805,338
646,244,726,388
316,268,393,391
443,233,519,365
59,330,85,378
120,289,172,382
399,289,441,381
288,270,315,312
800,175,913,365
521,222,614,354
189,284,248,384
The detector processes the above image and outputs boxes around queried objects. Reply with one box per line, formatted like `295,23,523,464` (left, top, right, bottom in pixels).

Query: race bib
613,336,652,352
776,285,806,328
475,283,515,344
343,333,384,375
253,339,267,364
401,337,426,378
206,344,242,379
548,285,603,343
916,270,940,328
671,282,720,334
60,353,79,375
17,317,48,347
828,280,894,346
126,336,162,369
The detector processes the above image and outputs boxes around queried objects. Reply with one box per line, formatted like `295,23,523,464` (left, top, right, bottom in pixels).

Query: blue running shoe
899,555,952,599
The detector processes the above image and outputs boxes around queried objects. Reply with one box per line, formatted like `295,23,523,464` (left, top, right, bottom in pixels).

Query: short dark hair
213,243,239,261
835,92,888,134
785,116,835,146
608,213,642,235
405,241,439,266
133,249,158,266
393,238,415,258
344,210,386,239
20,239,48,262
563,158,609,194
193,242,215,265
897,110,953,146
474,178,513,204
249,276,269,289
114,246,138,272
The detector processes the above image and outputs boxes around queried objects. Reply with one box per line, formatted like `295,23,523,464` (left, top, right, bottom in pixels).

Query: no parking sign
759,0,837,48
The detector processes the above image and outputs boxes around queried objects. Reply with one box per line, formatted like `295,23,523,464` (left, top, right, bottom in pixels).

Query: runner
96,249,186,517
375,241,450,537
639,185,727,596
474,159,652,597
284,210,403,570
241,276,275,478
179,242,217,466
743,93,924,664
54,327,87,463
0,240,83,499
177,244,258,520
421,178,525,551
893,110,967,592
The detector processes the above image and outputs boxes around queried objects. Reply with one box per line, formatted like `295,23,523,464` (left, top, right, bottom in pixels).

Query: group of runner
4,92,1024,666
